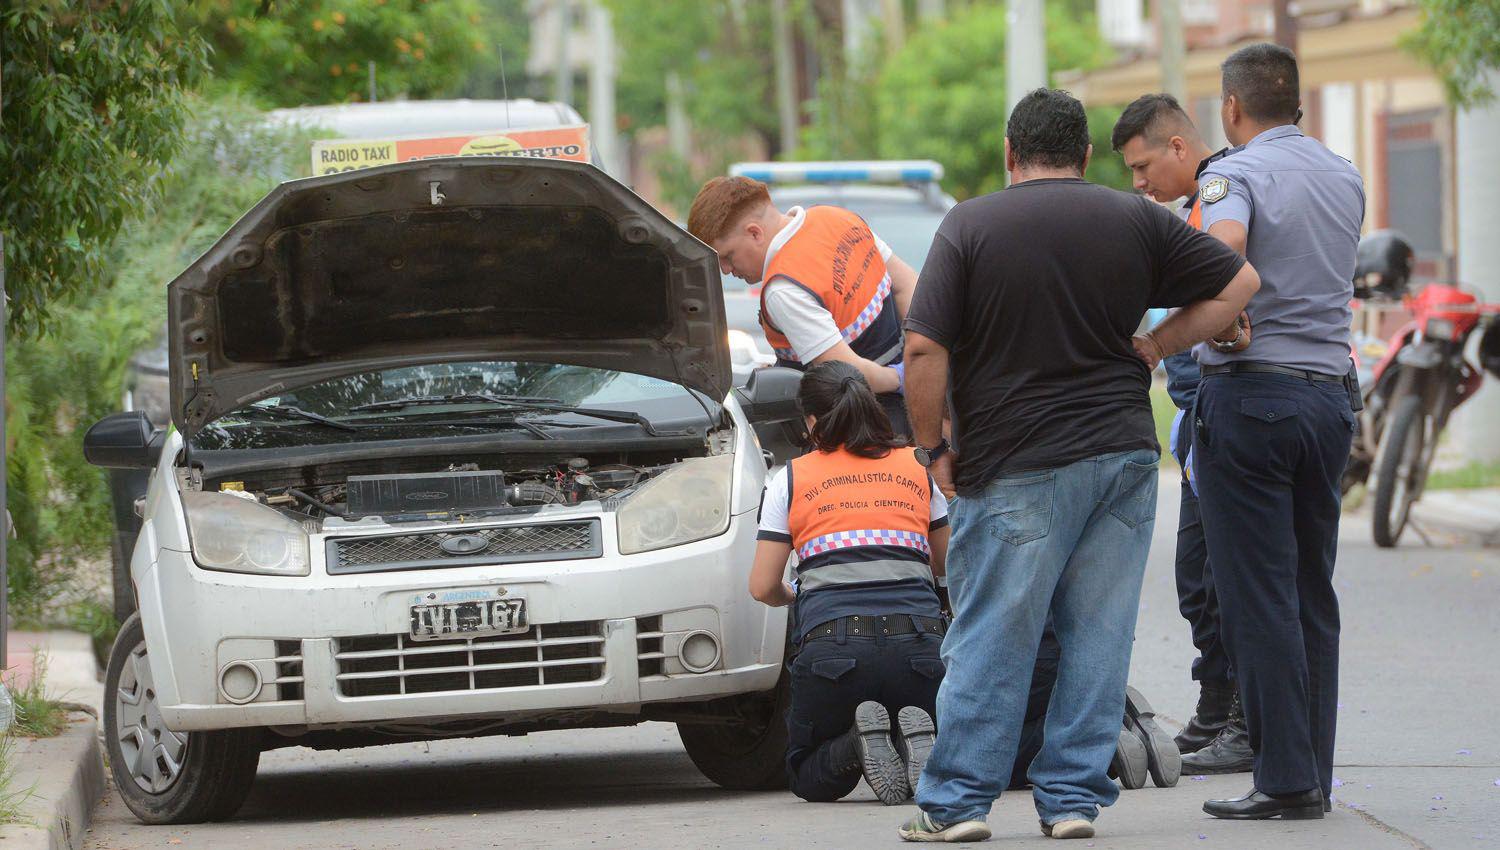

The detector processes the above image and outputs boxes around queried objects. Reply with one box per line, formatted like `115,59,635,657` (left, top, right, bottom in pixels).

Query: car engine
211,457,668,523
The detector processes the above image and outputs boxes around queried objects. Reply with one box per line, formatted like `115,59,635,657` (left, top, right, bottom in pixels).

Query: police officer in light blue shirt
1189,43,1365,822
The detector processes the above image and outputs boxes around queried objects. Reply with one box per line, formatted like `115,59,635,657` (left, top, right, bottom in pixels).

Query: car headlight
617,454,734,554
183,491,311,576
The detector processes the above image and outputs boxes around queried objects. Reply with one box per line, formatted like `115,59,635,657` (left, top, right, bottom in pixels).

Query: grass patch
6,655,68,739
1427,461,1500,491
0,733,37,826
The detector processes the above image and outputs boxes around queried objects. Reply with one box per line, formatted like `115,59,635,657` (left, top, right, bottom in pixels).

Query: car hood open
168,157,729,440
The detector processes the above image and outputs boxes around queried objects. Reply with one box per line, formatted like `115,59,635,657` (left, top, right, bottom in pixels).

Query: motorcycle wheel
1371,394,1428,548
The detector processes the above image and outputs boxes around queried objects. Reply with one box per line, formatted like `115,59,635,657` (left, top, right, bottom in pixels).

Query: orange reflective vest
786,446,935,592
1186,194,1203,231
758,206,903,368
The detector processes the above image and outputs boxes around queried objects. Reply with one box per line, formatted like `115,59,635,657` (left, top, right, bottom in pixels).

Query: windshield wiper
350,393,561,413
355,393,685,437
239,404,357,431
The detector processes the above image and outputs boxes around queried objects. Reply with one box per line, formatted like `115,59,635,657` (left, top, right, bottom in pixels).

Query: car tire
677,675,790,791
104,614,262,824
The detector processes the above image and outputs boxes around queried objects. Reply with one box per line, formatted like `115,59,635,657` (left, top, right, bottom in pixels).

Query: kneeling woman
749,361,948,805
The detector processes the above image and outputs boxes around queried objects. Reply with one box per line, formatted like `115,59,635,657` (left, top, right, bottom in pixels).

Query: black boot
1175,679,1235,754
1181,691,1254,774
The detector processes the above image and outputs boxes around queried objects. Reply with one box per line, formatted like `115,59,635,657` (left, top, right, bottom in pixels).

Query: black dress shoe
1176,680,1234,754
1204,788,1324,820
1181,693,1254,774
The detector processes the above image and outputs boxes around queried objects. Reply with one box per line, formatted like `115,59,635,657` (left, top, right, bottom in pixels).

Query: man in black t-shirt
897,89,1261,844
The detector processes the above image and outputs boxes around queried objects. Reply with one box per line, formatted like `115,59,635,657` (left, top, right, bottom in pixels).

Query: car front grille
334,621,606,697
636,616,665,679
274,639,304,701
326,520,601,574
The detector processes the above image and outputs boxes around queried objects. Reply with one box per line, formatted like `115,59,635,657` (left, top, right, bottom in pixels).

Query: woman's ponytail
798,361,905,458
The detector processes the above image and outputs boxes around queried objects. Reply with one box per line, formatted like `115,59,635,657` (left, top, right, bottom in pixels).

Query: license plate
409,597,527,641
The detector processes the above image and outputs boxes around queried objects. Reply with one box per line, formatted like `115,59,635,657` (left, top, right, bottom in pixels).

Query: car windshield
191,361,710,450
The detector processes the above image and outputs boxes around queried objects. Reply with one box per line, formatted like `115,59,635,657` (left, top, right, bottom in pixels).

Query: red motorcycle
1345,231,1500,546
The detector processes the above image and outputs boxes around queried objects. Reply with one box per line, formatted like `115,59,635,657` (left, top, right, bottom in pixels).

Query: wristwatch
914,438,950,468
1210,325,1246,353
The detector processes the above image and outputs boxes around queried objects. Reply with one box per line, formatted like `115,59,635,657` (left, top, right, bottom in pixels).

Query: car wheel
677,675,790,791
104,614,262,824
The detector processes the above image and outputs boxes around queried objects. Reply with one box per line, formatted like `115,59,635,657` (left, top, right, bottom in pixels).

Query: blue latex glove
1169,409,1186,463
890,361,906,393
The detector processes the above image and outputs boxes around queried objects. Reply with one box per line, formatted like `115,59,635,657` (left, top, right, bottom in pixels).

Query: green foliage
0,0,208,333
193,0,502,107
5,96,320,623
7,655,67,739
1426,460,1500,490
0,733,35,825
1404,0,1500,107
607,0,775,140
860,3,1124,199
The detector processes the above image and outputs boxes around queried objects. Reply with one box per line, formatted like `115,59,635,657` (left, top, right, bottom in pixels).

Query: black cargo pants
785,622,1058,801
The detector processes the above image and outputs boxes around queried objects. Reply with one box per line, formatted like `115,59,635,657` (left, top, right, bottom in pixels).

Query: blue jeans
915,449,1159,826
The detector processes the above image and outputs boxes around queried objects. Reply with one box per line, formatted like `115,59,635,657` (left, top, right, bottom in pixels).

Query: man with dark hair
1111,95,1252,769
895,88,1261,842
1187,43,1365,821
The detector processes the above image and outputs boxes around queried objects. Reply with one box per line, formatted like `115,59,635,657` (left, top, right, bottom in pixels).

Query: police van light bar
729,160,944,185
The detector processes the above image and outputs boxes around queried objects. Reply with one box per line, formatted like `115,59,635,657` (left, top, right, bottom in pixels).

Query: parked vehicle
84,157,806,824
1344,230,1500,546
104,99,589,624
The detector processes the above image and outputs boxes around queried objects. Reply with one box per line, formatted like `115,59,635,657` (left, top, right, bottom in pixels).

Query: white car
84,156,805,824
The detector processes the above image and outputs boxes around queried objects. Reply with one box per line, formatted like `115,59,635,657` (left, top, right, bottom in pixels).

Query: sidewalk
1410,486,1500,545
2,630,107,850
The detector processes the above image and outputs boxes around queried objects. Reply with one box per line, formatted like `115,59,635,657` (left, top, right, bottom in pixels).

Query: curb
2,714,105,850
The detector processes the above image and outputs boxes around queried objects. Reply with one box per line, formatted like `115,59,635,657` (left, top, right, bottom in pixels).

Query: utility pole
1006,0,1047,184
916,0,946,23
554,0,574,106
1006,0,1047,114
367,61,377,103
665,71,691,161
587,1,619,178
1451,67,1500,462
841,0,878,66
1,41,11,729
1272,0,1297,51
771,0,800,156
881,0,905,50
1159,0,1186,102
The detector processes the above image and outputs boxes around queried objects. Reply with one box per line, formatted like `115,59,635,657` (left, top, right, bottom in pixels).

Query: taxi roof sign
729,160,944,185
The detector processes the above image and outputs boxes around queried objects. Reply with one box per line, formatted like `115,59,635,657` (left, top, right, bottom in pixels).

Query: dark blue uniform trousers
1173,413,1230,683
1192,372,1353,799
786,626,1057,800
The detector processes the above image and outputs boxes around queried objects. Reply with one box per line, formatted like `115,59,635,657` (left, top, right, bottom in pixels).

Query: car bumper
134,513,786,731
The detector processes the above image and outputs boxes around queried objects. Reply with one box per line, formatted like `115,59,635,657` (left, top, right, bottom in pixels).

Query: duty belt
804,614,946,642
1201,362,1344,384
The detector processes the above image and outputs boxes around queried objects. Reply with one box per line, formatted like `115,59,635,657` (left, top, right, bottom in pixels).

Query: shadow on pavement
232,745,774,824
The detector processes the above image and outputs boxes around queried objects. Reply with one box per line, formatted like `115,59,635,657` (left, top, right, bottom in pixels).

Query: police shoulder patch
1201,177,1230,204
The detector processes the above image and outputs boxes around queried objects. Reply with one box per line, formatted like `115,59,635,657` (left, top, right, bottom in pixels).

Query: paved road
87,476,1500,849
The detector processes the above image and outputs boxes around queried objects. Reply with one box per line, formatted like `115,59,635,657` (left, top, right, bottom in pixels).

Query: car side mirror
84,411,165,469
735,366,803,424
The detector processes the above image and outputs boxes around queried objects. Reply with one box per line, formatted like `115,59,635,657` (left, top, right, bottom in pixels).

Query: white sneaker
1042,817,1096,839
